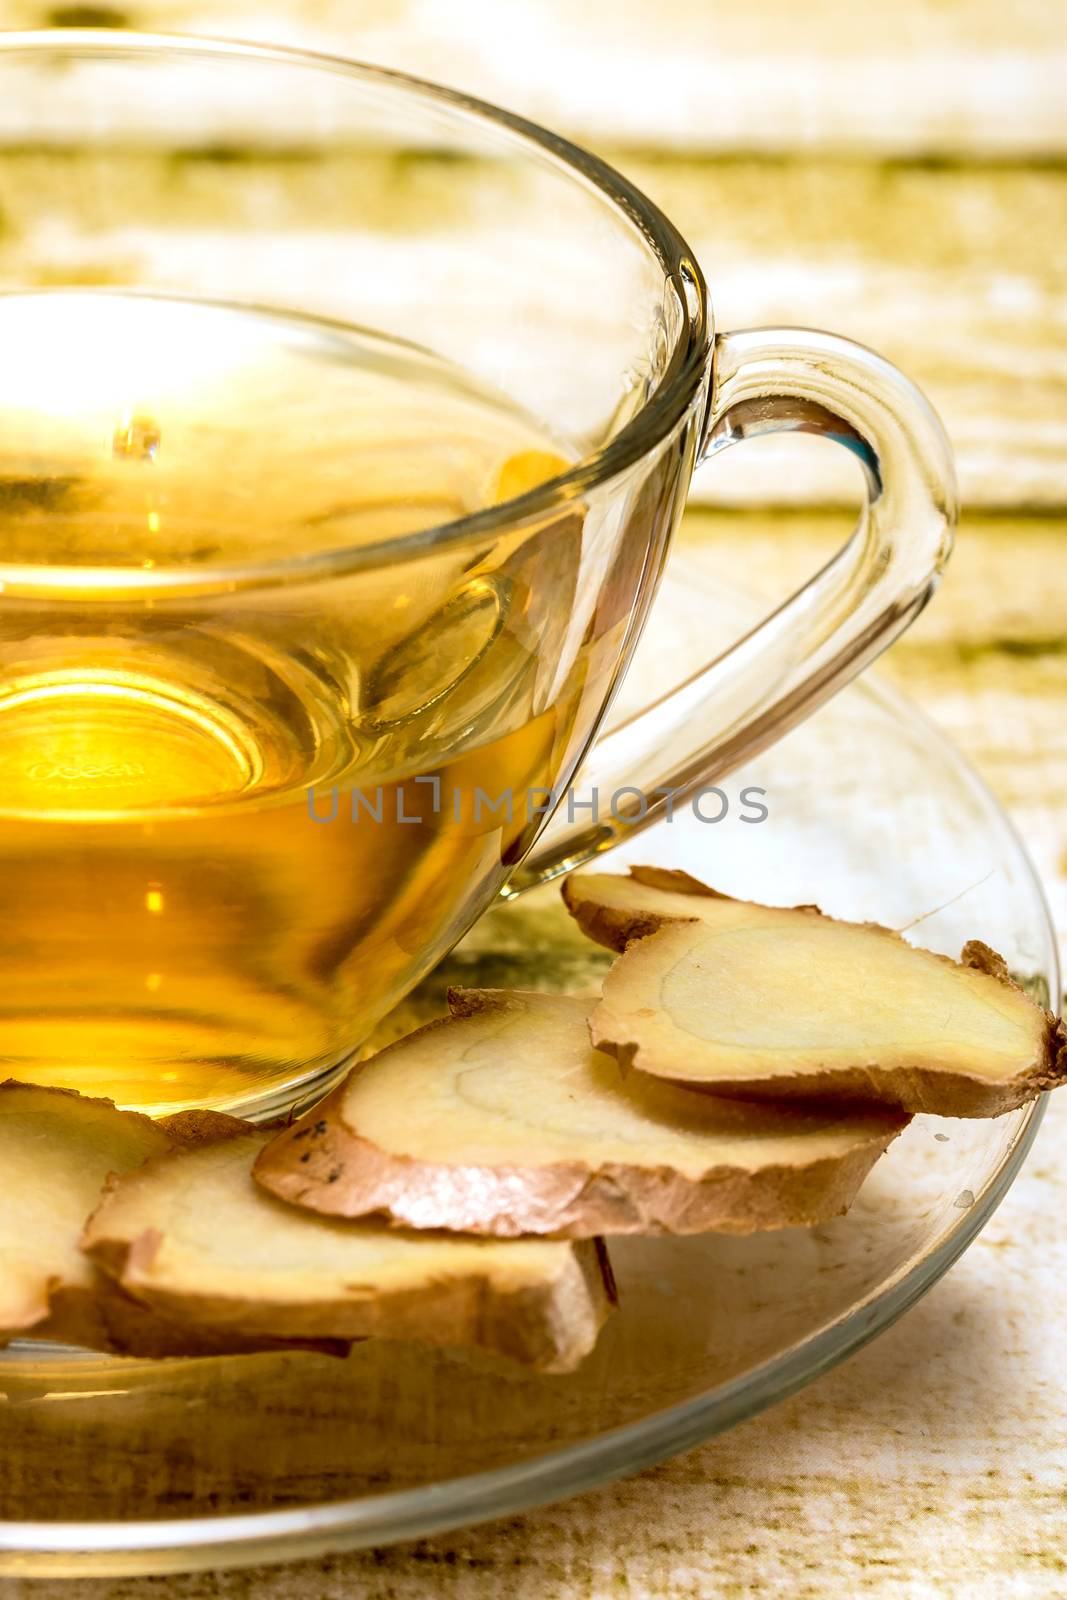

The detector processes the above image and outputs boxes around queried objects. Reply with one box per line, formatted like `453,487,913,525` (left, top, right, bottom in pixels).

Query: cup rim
0,28,711,596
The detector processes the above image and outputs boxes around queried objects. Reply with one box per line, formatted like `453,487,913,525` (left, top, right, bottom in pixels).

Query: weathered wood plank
638,157,1067,509
677,508,1067,649
7,0,1066,157
0,151,1062,508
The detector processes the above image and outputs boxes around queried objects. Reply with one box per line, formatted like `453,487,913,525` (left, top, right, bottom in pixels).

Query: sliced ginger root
0,1082,172,1342
84,1129,615,1373
0,1084,297,1356
563,869,1067,1117
255,990,906,1238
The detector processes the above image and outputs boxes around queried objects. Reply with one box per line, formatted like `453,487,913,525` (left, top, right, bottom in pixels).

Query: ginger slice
83,1130,615,1373
255,991,906,1237
562,866,725,953
564,869,1067,1117
0,1082,173,1342
0,1086,293,1356
34,1272,348,1361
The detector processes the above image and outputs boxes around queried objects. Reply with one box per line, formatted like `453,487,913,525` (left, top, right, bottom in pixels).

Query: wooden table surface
2,2,1066,1594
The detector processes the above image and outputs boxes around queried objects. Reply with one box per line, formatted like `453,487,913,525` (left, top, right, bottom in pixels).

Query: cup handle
512,325,957,889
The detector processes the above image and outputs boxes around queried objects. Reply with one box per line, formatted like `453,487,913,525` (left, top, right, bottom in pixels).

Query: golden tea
0,292,627,1114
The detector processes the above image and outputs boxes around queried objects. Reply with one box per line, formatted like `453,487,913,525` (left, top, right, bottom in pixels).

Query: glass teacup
0,33,955,1114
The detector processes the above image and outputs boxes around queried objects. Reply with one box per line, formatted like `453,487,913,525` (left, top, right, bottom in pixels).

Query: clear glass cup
0,31,956,1117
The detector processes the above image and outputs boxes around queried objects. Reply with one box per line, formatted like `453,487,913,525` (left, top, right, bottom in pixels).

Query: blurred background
0,0,1064,961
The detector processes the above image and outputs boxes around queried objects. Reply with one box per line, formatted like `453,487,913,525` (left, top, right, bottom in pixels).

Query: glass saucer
0,560,1056,1577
